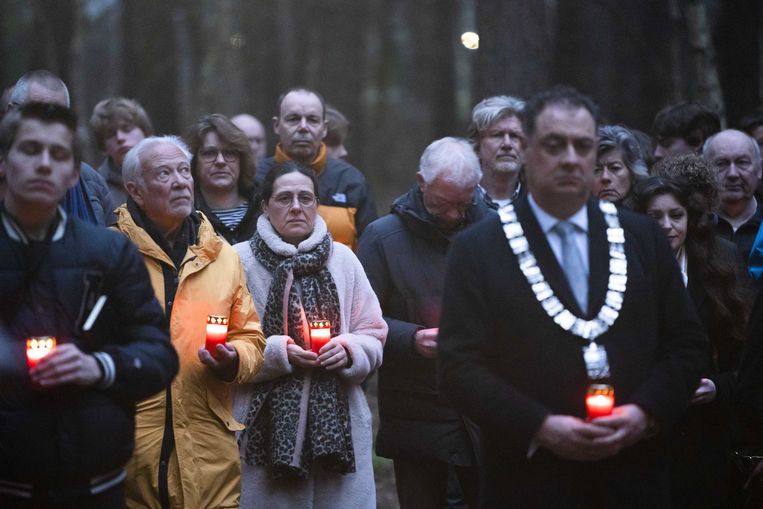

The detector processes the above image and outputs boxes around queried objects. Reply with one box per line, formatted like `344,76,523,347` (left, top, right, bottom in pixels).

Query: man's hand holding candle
590,404,651,451
198,344,239,382
534,414,618,462
29,343,102,387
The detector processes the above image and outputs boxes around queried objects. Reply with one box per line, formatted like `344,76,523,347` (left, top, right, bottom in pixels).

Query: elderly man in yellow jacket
114,135,266,509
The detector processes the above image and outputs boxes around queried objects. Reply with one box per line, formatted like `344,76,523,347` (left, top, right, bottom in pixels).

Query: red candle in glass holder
309,320,332,354
26,336,57,369
586,383,615,419
205,315,228,358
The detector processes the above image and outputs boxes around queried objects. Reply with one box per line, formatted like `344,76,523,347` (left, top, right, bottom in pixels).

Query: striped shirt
212,204,248,230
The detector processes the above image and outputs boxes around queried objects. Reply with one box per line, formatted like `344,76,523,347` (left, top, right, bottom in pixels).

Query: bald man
231,113,267,158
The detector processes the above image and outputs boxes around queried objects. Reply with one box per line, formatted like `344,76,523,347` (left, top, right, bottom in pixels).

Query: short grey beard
493,161,522,174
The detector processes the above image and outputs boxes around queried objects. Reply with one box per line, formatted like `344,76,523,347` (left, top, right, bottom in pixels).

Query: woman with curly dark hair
635,156,750,509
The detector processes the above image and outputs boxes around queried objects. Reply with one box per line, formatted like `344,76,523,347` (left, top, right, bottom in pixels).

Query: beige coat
114,206,266,509
233,216,387,509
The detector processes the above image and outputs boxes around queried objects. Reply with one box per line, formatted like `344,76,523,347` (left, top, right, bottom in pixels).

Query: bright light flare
461,32,479,50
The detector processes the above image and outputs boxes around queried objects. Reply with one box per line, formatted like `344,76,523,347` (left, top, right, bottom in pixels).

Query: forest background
2,0,761,208
2,1,761,507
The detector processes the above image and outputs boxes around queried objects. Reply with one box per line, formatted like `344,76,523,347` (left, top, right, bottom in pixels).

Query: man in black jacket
0,102,178,508
256,87,377,250
358,137,494,509
438,87,707,508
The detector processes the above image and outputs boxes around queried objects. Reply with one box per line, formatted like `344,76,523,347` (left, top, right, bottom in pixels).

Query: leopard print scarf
253,230,341,344
239,228,355,479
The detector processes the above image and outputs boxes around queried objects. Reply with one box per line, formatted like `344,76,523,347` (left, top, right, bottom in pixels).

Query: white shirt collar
675,246,688,287
1,206,67,244
527,193,588,234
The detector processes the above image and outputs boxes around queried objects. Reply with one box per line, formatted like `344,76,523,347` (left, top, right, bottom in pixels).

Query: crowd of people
1,68,763,509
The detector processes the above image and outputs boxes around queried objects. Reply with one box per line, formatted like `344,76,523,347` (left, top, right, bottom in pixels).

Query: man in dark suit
438,86,707,508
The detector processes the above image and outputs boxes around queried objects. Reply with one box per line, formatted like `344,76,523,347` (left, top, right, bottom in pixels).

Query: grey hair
122,135,192,188
10,70,71,108
598,125,648,178
418,137,482,186
702,129,762,169
466,95,525,149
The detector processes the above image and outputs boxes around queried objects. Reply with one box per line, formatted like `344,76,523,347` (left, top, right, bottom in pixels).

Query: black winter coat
0,214,178,488
357,185,495,463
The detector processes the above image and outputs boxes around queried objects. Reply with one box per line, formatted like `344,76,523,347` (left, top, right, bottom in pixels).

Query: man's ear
272,116,280,134
415,172,426,191
125,181,144,207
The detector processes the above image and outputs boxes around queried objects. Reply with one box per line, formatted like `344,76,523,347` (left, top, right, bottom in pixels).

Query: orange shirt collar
274,143,328,174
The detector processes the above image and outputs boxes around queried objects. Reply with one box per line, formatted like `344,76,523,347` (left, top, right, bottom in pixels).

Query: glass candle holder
205,315,228,359
26,336,57,369
309,320,332,354
586,383,615,419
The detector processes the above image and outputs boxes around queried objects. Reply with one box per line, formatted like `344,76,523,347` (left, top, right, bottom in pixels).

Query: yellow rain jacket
114,206,265,509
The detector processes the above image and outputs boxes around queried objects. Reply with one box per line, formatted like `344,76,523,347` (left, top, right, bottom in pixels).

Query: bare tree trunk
275,0,297,89
685,0,725,125
30,0,74,80
475,0,556,99
667,0,685,103
714,0,761,126
69,0,86,109
191,0,246,119
173,3,194,130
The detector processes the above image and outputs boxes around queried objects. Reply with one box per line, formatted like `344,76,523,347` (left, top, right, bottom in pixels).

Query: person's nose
442,207,464,223
298,117,309,130
116,129,127,143
561,143,580,166
214,150,226,165
169,168,190,188
726,163,741,179
37,149,52,172
288,195,302,211
599,169,612,183
658,216,672,231
654,145,666,162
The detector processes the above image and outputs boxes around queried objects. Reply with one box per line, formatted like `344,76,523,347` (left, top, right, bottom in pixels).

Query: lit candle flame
26,336,57,368
585,383,615,419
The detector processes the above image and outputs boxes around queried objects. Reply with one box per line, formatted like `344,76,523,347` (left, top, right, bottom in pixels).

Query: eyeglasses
271,192,317,208
199,148,239,163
